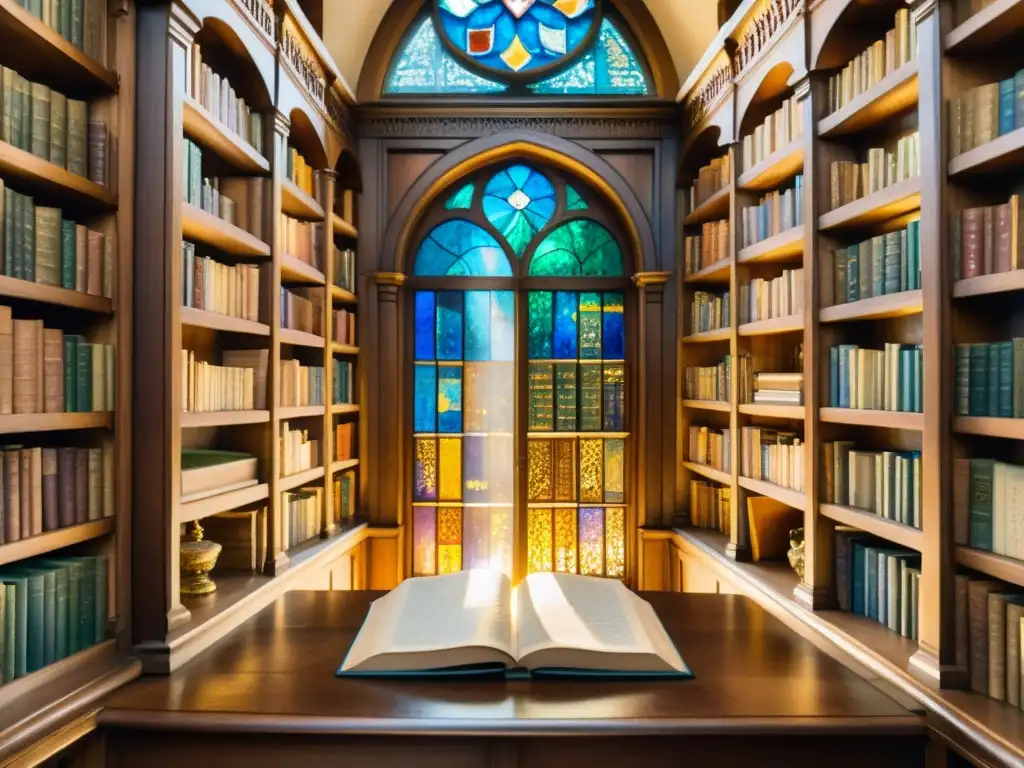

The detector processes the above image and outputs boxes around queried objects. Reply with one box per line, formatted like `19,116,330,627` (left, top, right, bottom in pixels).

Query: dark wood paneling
600,151,655,221
387,151,445,218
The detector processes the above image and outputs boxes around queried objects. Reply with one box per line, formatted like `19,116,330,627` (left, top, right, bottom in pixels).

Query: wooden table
98,592,927,768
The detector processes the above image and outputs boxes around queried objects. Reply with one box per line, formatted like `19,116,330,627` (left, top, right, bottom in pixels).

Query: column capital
632,271,672,289
373,272,408,287
318,168,338,180
169,3,200,45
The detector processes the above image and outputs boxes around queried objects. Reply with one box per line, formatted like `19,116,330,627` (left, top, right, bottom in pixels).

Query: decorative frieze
240,0,275,41
685,63,732,128
734,0,801,75
281,17,327,111
326,88,346,130
359,115,676,139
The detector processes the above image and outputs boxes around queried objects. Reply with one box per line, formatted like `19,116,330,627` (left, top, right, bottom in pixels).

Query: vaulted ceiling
323,0,719,100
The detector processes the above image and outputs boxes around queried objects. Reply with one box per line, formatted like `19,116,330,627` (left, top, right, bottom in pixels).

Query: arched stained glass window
385,16,507,94
445,183,476,210
529,219,624,276
414,219,512,276
482,165,556,256
530,18,647,95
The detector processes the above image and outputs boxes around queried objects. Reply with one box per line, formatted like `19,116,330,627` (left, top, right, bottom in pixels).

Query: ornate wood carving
734,0,802,75
685,63,732,129
359,116,676,139
280,16,327,113
240,0,275,41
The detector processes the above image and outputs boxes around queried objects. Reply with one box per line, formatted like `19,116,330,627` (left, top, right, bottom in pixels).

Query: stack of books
220,349,267,410
954,457,1024,560
690,479,730,535
279,360,324,407
180,449,258,503
690,290,729,334
826,8,915,115
834,531,920,640
687,425,730,473
824,441,922,529
179,351,254,413
684,357,731,403
828,343,923,412
282,485,322,549
181,242,260,321
954,196,1024,280
740,176,803,247
280,214,324,270
741,427,803,490
685,155,730,213
949,70,1024,158
741,96,803,171
280,421,320,476
187,44,264,153
333,359,355,405
953,341,1024,418
333,469,357,524
751,372,804,406
829,132,919,210
7,0,107,59
832,220,922,303
739,268,804,324
333,309,357,346
684,220,729,275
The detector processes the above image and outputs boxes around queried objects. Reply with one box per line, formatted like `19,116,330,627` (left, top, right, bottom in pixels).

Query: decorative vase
180,521,222,596
787,526,805,581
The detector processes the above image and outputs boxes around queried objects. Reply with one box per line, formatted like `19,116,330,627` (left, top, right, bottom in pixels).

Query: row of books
281,213,323,272
738,268,804,325
0,66,106,185
831,221,922,305
962,577,1024,707
10,0,106,61
824,441,922,529
333,360,355,406
949,72,1024,158
218,349,266,410
187,43,264,154
336,422,356,462
686,155,730,214
749,371,803,406
0,312,113,415
690,479,730,535
181,241,260,322
526,363,625,432
684,357,730,403
334,309,356,346
0,444,113,545
690,290,729,335
283,486,322,551
687,425,730,474
280,360,324,408
740,95,803,173
954,197,1024,280
739,176,803,248
182,140,237,222
333,470,357,525
0,555,108,684
955,458,1024,561
683,219,729,276
741,427,804,492
281,422,320,477
829,133,920,211
835,531,920,640
828,343,923,413
1,182,114,298
286,147,320,198
826,9,915,115
953,341,1024,418
281,286,323,336
180,351,255,413
334,247,356,294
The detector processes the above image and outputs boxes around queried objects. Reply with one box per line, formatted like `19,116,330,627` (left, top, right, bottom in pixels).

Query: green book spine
2,583,15,682
20,571,44,672
64,334,78,413
899,229,909,292
969,458,995,551
579,363,602,430
999,341,1013,418
49,91,66,169
61,218,75,289
190,142,202,205
969,343,989,416
2,579,27,678
78,557,95,645
883,231,901,295
65,560,81,653
70,0,83,49
908,220,921,290
527,363,554,431
66,99,87,176
11,191,23,280
987,342,1001,417
1,67,12,144
846,245,859,302
23,196,34,282
10,75,24,150
871,236,884,298
39,569,55,665
76,341,91,412
1014,338,1024,418
93,555,107,643
60,0,71,39
3,190,13,277
35,206,60,286
833,247,847,305
955,344,970,416
51,565,68,659
19,78,30,153
29,83,50,160
858,241,872,300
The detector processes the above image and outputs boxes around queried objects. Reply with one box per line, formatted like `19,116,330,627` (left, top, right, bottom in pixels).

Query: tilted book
337,570,692,680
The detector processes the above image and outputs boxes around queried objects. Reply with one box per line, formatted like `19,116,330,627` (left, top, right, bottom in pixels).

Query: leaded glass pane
580,363,602,431
436,291,463,361
464,506,512,574
528,438,553,502
445,183,475,210
566,184,589,210
528,508,553,574
414,364,437,432
605,437,625,503
528,363,554,431
528,290,553,358
490,291,515,362
529,219,624,276
415,438,438,501
465,290,492,361
554,508,577,573
553,439,576,501
555,363,577,431
437,365,463,433
413,507,437,575
579,437,603,502
438,507,463,574
579,508,604,575
415,291,436,360
438,437,463,501
603,291,625,359
605,507,625,577
483,165,557,257
553,291,578,359
579,292,602,360
603,362,624,431
415,220,511,277
385,16,507,94
530,18,649,95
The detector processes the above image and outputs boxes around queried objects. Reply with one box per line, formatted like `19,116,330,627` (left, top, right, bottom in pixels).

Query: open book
337,570,692,679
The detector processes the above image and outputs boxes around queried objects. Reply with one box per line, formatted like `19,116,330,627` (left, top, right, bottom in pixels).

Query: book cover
969,458,995,551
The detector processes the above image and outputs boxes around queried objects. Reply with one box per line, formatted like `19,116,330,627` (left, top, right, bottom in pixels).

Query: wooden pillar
319,169,337,536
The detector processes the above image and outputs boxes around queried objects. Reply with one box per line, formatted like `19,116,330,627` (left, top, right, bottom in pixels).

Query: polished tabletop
100,591,924,737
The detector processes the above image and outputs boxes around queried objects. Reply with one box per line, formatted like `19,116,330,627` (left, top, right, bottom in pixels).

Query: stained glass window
529,219,624,276
385,15,507,94
530,18,648,95
483,165,556,257
445,183,476,210
414,219,512,276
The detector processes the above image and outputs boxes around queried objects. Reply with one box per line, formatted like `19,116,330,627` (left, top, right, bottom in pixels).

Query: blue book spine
830,346,839,407
851,544,866,616
847,247,860,302
877,553,888,626
999,341,1013,418
969,344,989,416
987,343,1001,417
969,458,995,551
1016,69,1024,135
1000,78,1016,135
838,345,852,409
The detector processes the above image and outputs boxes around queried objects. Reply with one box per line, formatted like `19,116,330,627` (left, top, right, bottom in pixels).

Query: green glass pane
528,363,554,431
566,184,589,211
528,291,553,359
529,219,624,277
579,292,602,360
444,183,475,210
556,363,577,431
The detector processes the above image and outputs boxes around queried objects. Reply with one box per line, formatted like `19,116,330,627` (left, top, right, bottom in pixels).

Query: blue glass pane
528,291,553,359
436,291,464,361
529,218,624,277
482,165,556,257
491,291,515,362
414,219,511,277
414,365,438,432
465,291,491,361
437,0,596,76
530,18,649,95
386,15,506,94
438,366,463,433
603,291,625,359
554,291,578,359
415,291,436,360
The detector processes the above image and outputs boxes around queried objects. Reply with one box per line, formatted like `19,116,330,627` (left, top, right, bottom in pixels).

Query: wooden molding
632,271,672,288
372,272,408,287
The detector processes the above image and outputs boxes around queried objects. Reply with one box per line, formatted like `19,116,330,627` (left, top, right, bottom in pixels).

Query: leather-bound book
989,593,1024,701
76,342,91,411
102,442,113,518
23,196,35,282
57,447,75,528
12,319,38,414
65,99,87,177
74,448,87,524
60,218,76,290
42,327,63,413
983,205,994,276
29,446,42,536
85,229,101,295
3,449,19,541
955,574,969,673
49,91,66,169
74,224,86,291
41,447,57,531
34,207,60,286
29,82,50,160
91,344,103,411
969,580,1000,694
87,447,100,521
995,202,1013,274
86,121,106,186
19,447,32,537
0,306,12,415
961,207,984,279
103,234,113,300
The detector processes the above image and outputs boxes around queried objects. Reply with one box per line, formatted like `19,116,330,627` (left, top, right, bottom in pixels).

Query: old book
91,343,103,412
0,306,12,415
42,328,63,413
74,448,87,524
57,447,75,528
3,450,19,542
104,343,113,411
63,334,77,413
12,319,38,414
962,207,984,278
1008,602,1024,707
86,121,106,186
48,91,66,169
220,349,267,410
85,229,101,295
76,342,91,413
22,195,34,282
60,219,75,289
747,497,802,562
87,448,100,522
180,450,258,500
983,205,995,276
102,234,113,300
66,99,87,177
953,458,970,546
989,593,1024,701
34,207,61,287
201,510,267,572
29,82,50,160
21,447,38,536
41,448,57,532
1,68,12,145
969,580,1000,694
975,83,1000,148
102,443,113,518
11,74,28,152
74,224,86,291
955,574,970,674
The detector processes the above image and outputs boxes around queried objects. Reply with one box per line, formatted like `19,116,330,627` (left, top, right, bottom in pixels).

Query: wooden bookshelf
952,416,1024,440
280,465,326,492
281,178,325,220
331,403,360,415
944,0,1024,52
181,203,272,257
332,458,360,473
819,408,924,430
736,226,803,264
281,254,326,285
682,328,730,343
737,475,806,511
953,547,1024,589
182,95,270,175
332,342,360,355
817,60,919,139
279,405,327,420
737,314,803,336
179,410,271,428
331,211,357,238
952,270,1024,298
681,399,731,413
682,258,732,284
682,461,732,486
819,503,923,552
818,177,922,232
737,140,803,191
0,140,117,211
177,483,271,525
738,403,804,419
179,306,271,336
279,328,326,348
819,290,923,323
683,185,731,225
0,518,116,567
948,128,1024,177
0,411,113,435
0,275,114,313
332,285,358,305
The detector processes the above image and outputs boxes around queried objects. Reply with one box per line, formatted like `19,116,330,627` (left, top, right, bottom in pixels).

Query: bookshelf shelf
278,405,326,420
332,458,360,473
281,179,325,221
738,476,806,511
0,275,113,313
818,177,922,232
331,285,357,305
0,518,115,567
279,465,325,493
737,227,804,264
944,0,1024,53
738,314,803,336
682,328,730,344
683,258,732,285
280,255,326,285
819,290,923,323
0,411,111,435
952,416,1024,439
179,306,270,336
737,140,803,192
953,270,1024,298
0,0,118,95
0,140,116,211
819,408,924,430
331,212,358,239
683,185,731,226
948,127,1024,177
181,203,271,258
177,483,270,525
279,328,326,348
179,410,271,428
817,60,919,139
182,96,269,175
953,546,1024,588
332,342,360,355
738,403,804,419
819,503,923,552
681,399,731,413
682,460,732,486
331,403,360,415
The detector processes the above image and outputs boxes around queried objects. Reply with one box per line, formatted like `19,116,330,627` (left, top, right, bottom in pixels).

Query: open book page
340,569,515,672
513,572,687,673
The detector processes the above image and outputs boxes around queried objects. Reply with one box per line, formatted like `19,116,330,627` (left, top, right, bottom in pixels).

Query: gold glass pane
554,438,576,502
579,508,604,576
604,438,625,503
579,438,604,503
605,508,625,578
438,507,462,574
554,508,577,574
414,438,437,501
528,508,553,574
438,437,462,502
528,439,553,502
